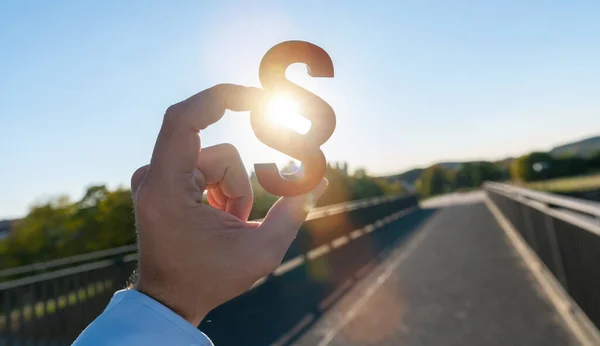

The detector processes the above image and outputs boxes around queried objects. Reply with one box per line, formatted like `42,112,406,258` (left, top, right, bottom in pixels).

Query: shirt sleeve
73,289,214,346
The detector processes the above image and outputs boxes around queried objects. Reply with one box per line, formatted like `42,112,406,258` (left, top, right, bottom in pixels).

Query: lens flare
265,95,311,135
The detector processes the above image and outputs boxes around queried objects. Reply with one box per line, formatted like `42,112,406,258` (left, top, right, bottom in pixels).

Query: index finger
149,84,264,181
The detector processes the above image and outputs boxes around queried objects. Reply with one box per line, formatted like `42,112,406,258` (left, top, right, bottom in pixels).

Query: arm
73,84,327,345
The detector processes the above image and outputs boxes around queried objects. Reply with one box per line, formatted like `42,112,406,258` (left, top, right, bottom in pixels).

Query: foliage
0,162,406,269
510,151,597,182
417,165,454,198
0,186,136,269
589,151,600,170
454,162,505,189
510,152,556,182
553,156,588,178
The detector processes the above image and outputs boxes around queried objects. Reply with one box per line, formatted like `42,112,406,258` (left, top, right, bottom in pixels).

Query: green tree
455,161,504,188
589,151,600,171
554,155,588,178
418,165,453,198
510,152,555,182
0,161,411,269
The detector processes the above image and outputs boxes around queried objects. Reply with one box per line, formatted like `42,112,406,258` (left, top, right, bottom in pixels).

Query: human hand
129,84,328,326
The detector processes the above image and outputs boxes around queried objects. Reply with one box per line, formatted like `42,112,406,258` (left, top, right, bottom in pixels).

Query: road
291,192,577,346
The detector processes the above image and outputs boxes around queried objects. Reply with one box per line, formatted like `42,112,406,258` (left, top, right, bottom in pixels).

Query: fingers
196,143,253,221
131,165,150,196
148,84,263,184
258,178,328,249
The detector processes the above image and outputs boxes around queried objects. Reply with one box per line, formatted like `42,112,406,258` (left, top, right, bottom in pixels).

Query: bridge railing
484,182,600,330
0,194,418,345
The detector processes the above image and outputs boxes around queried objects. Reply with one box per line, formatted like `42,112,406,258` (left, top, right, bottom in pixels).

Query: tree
510,152,555,182
0,161,410,269
418,165,453,198
455,161,504,188
554,155,588,178
589,151,600,171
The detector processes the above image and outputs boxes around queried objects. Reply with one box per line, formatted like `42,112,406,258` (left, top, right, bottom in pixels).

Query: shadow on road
199,208,438,346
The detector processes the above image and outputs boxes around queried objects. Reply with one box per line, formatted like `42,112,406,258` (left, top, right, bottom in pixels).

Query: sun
265,94,311,135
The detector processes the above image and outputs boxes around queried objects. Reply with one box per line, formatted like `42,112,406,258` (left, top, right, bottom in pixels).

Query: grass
525,173,600,193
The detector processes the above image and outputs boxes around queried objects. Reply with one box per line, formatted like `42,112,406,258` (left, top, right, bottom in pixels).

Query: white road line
308,245,331,260
331,236,349,249
273,256,305,276
349,230,363,239
317,212,443,346
250,276,267,290
251,207,418,293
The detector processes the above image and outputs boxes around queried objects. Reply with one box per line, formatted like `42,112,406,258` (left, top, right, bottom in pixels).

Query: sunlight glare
265,95,311,135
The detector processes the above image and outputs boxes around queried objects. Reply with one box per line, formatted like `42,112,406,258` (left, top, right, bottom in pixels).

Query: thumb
258,178,328,247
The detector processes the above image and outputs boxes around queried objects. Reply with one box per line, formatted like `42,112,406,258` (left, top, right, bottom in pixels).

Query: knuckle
134,185,161,220
212,83,233,94
130,166,148,188
163,103,184,124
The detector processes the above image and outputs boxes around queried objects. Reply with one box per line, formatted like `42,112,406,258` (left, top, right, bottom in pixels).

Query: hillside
550,136,600,158
383,134,600,186
384,168,423,186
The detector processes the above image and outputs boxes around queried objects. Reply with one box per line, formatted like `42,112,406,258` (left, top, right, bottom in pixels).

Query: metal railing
0,194,418,345
485,182,600,330
0,245,138,281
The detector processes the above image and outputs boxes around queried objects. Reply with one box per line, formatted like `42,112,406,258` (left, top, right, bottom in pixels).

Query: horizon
2,131,597,220
2,1,600,218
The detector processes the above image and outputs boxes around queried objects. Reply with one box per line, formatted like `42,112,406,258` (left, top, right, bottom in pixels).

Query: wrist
134,275,209,326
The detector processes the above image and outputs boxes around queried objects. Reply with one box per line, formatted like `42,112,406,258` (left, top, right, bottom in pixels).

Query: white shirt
73,289,214,346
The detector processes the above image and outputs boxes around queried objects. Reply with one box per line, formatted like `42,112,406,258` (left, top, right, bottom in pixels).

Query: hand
129,84,328,326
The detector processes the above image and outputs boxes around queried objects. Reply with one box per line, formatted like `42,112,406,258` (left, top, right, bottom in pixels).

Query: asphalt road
293,193,577,346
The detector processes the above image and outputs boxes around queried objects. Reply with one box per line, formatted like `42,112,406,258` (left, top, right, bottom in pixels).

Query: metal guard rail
0,194,404,280
0,193,418,345
484,182,600,331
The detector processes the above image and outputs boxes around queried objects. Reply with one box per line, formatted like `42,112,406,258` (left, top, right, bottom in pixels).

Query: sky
1,1,600,219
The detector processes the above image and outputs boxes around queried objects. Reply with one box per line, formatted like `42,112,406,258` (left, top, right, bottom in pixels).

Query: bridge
1,184,599,345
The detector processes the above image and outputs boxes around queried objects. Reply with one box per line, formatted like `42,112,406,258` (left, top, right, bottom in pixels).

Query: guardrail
0,194,418,345
0,244,138,281
484,182,600,331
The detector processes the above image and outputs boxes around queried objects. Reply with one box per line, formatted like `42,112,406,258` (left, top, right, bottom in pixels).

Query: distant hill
384,168,423,186
437,162,463,171
0,219,13,240
550,136,600,158
382,134,600,188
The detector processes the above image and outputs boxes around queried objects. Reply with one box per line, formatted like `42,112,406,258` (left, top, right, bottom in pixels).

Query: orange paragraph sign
250,41,336,196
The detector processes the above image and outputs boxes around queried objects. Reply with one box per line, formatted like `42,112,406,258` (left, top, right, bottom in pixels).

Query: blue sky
1,1,600,218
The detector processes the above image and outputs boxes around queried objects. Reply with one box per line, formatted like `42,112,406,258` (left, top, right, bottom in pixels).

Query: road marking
317,211,443,346
364,225,375,233
250,277,267,290
308,245,331,260
349,230,363,239
251,207,419,293
331,236,349,248
485,197,600,346
273,256,305,276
